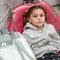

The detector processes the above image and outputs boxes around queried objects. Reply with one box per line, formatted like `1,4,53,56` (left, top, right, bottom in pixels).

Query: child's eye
40,14,44,17
33,15,37,17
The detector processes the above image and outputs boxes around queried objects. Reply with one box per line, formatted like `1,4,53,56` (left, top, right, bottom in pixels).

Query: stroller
8,2,60,60
8,1,60,34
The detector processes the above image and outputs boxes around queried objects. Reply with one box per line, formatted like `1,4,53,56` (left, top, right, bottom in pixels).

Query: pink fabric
8,2,60,33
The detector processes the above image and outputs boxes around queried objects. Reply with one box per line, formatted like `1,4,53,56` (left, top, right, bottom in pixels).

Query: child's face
28,9,46,30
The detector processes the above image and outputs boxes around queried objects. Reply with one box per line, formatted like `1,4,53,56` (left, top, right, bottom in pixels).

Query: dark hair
23,5,47,25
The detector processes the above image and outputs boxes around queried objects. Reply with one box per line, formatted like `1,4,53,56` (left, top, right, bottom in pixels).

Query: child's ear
27,18,31,23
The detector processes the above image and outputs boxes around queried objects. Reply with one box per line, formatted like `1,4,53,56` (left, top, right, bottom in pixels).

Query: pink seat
8,2,60,34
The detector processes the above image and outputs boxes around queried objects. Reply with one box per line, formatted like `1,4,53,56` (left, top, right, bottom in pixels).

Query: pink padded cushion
8,2,60,33
8,4,33,33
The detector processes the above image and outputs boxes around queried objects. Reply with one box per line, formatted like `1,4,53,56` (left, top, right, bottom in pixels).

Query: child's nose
38,16,41,20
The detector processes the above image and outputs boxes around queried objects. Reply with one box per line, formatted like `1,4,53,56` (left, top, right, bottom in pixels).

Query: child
22,5,60,60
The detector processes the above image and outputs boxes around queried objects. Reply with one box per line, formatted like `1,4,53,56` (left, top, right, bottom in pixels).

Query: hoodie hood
24,22,47,31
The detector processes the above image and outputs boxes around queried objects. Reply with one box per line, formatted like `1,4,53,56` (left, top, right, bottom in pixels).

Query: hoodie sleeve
48,24,60,40
48,24,60,49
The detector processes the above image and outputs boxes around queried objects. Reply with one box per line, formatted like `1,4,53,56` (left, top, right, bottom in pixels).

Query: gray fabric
4,0,23,9
0,0,23,30
0,0,10,30
38,0,60,5
0,31,36,60
22,22,60,58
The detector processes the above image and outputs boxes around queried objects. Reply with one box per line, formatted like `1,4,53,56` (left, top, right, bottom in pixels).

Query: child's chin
38,24,43,26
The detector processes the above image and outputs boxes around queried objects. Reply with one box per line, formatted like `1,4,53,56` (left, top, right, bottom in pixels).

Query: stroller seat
8,2,60,34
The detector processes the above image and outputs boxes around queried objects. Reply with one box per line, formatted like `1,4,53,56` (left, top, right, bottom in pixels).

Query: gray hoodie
22,22,60,58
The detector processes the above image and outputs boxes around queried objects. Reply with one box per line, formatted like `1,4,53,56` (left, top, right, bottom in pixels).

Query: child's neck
37,25,44,30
